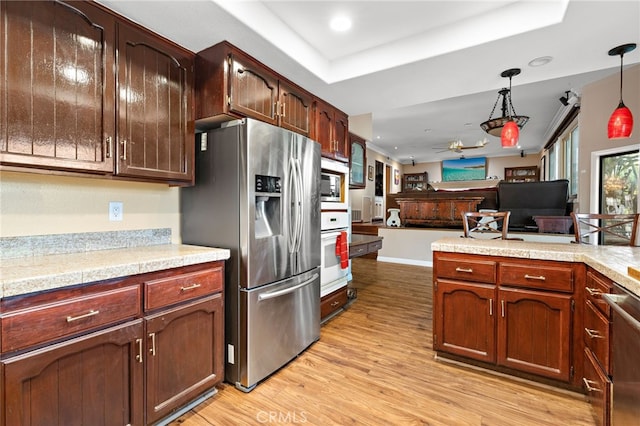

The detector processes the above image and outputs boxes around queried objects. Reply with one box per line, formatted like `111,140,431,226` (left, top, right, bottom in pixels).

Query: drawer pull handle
524,274,546,281
66,309,99,323
585,287,602,296
180,283,202,292
135,338,143,363
583,378,602,393
331,301,341,307
455,267,473,273
585,328,604,339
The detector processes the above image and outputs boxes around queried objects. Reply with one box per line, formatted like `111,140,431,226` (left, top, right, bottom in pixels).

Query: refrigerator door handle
287,156,298,252
294,158,304,252
257,273,320,301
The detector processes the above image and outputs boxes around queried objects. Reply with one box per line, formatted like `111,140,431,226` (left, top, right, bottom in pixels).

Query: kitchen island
432,237,639,426
431,237,639,297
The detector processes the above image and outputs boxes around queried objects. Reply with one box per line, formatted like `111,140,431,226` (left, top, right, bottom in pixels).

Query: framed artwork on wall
368,165,374,181
394,169,400,185
442,157,486,181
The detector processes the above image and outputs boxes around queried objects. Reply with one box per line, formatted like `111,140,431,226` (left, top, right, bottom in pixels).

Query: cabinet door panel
145,294,223,424
229,54,278,124
314,100,334,156
0,0,115,172
117,24,193,181
497,288,572,381
279,81,312,136
333,110,349,162
434,279,496,363
2,320,144,426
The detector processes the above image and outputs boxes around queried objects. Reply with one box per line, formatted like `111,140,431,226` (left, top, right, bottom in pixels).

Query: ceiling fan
432,138,489,153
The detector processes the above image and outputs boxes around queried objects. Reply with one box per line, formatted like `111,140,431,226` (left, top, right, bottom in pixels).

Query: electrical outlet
109,201,123,221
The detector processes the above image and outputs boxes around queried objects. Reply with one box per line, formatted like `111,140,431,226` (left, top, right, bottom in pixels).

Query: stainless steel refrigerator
181,118,321,392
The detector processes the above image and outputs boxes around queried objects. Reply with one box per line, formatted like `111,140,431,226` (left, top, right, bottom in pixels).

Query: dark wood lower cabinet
145,294,224,425
433,252,581,388
321,287,348,321
2,320,145,426
498,288,572,382
434,279,496,363
0,262,225,426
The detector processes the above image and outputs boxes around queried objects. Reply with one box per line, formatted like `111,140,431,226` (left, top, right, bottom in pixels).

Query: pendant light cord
618,53,624,105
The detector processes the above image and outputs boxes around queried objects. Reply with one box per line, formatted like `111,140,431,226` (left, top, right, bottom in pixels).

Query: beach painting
442,157,486,181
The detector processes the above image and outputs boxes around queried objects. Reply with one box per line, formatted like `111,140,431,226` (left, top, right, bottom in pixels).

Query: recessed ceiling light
528,56,553,67
330,15,352,32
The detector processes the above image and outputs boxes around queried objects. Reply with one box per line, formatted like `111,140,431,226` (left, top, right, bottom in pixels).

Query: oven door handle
603,293,640,333
258,273,319,301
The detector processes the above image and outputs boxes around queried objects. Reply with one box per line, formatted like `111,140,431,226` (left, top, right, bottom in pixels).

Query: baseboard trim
376,256,433,267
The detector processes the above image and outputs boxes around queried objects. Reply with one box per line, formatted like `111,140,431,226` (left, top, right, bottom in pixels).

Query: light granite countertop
0,244,230,299
432,238,640,297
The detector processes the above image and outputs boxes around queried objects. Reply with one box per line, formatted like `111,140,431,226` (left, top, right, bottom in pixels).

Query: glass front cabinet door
349,133,366,189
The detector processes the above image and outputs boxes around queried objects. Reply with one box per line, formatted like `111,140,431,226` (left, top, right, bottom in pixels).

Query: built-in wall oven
320,211,350,297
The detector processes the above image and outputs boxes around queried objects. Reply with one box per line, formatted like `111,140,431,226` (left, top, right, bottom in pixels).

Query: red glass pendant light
608,104,634,139
501,121,519,148
607,43,636,139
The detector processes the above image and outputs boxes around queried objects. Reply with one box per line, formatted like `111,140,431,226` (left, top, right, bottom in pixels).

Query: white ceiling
97,0,640,163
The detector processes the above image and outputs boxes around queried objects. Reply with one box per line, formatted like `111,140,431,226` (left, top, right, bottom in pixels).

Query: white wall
0,171,181,243
400,153,540,184
577,64,639,213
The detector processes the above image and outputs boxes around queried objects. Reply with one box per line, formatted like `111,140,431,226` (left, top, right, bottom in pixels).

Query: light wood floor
169,259,596,426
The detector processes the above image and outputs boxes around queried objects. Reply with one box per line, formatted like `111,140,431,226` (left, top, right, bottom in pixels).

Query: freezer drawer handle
258,273,319,301
603,294,640,333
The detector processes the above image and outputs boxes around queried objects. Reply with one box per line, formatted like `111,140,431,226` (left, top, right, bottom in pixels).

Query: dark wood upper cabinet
195,41,315,138
0,0,116,173
313,98,349,163
116,22,194,183
0,1,195,184
349,133,366,188
278,80,313,137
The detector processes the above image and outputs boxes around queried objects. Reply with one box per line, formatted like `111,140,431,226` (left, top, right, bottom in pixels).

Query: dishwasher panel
603,285,640,425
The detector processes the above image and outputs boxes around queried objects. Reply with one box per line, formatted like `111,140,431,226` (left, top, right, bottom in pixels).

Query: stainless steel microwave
320,171,343,202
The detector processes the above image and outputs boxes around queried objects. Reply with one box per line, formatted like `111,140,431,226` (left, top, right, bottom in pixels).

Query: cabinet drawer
1,286,141,353
321,287,348,319
585,270,613,318
349,244,368,258
144,267,223,311
583,347,611,426
584,300,611,374
499,262,573,292
368,240,383,252
435,256,496,284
